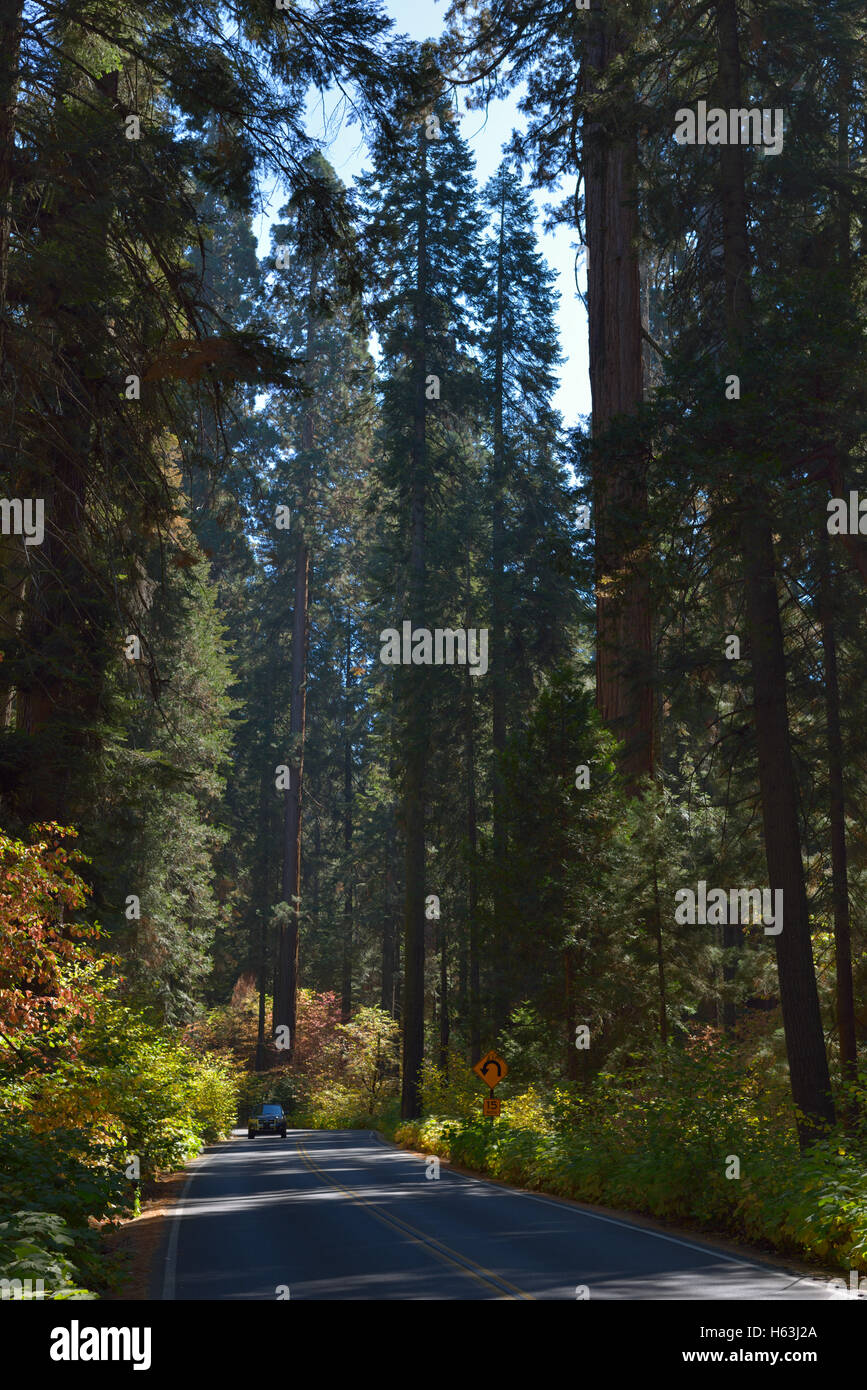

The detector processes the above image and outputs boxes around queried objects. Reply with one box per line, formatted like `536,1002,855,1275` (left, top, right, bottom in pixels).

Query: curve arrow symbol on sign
473,1050,508,1087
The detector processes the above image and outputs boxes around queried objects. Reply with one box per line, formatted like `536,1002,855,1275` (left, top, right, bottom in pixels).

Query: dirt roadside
99,1171,188,1300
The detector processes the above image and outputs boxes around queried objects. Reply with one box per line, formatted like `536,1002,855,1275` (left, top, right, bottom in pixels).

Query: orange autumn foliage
0,825,104,1043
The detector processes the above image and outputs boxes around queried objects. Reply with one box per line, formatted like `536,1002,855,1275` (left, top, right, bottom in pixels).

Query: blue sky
255,0,590,424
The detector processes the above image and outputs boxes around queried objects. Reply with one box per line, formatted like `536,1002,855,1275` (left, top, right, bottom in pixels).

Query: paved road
157,1128,844,1300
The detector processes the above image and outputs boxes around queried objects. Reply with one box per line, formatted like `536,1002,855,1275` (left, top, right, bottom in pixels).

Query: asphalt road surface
156,1128,844,1300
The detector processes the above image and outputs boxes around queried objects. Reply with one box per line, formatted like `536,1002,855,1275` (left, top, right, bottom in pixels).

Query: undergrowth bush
392,1049,867,1276
0,991,240,1296
0,1212,98,1299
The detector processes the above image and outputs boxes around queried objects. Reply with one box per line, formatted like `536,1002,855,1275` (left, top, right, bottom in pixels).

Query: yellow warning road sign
483,1097,501,1118
473,1050,508,1088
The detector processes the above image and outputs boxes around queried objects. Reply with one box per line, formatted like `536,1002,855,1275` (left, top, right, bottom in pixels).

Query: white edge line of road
161,1145,221,1301
366,1128,827,1294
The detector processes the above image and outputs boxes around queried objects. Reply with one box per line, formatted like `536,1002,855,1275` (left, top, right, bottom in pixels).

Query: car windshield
260,1105,282,1115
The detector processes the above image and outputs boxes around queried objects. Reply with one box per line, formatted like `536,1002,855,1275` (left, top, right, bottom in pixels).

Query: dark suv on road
247,1103,287,1139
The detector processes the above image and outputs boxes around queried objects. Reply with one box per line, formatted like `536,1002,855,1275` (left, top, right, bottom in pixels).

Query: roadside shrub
0,1212,98,1300
420,1049,486,1119
339,1006,400,1113
297,1081,378,1129
186,1053,240,1142
0,1098,129,1232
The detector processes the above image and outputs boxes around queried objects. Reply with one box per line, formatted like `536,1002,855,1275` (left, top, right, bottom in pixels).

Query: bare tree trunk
438,919,449,1073
584,2,653,791
400,123,429,1120
0,0,23,372
652,855,667,1044
381,814,398,1015
714,0,834,1144
464,553,481,1062
565,947,579,1080
275,543,308,1046
255,910,268,1072
312,816,321,932
0,0,28,730
490,174,509,1030
270,958,278,1041
341,616,353,1023
0,567,26,739
12,49,122,823
458,914,468,1039
818,536,857,1101
382,687,400,1017
255,663,276,1072
275,262,317,1049
824,61,857,1110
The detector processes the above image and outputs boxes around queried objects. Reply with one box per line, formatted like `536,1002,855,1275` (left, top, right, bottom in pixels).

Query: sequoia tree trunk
715,0,834,1144
584,2,653,790
400,122,429,1120
275,263,317,1050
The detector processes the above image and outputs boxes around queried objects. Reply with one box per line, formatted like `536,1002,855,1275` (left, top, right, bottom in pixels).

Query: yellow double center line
296,1136,534,1300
